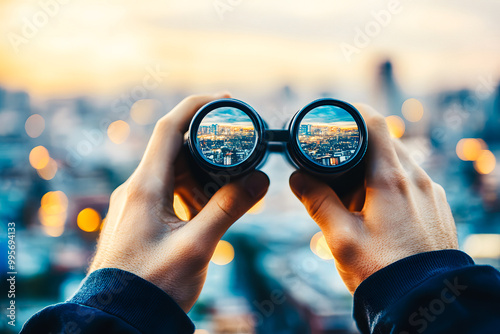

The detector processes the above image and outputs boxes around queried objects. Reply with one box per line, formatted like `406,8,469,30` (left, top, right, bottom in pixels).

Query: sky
200,107,254,127
301,106,357,128
1,0,500,98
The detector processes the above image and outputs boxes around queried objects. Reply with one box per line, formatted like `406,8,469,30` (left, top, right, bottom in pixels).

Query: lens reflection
298,106,360,166
196,107,256,166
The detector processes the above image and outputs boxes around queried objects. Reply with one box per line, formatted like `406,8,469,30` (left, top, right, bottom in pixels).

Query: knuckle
125,176,146,200
380,168,410,190
414,170,433,190
433,182,447,198
155,114,172,130
369,114,388,131
182,94,209,107
183,94,200,104
110,185,124,202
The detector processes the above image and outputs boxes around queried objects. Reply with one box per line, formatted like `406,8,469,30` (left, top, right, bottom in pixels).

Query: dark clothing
21,250,500,333
353,250,500,333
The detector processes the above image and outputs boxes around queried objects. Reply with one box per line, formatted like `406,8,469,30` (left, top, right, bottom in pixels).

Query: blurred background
1,0,500,333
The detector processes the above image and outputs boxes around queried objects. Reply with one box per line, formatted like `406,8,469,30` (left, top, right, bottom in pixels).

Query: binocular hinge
264,130,290,142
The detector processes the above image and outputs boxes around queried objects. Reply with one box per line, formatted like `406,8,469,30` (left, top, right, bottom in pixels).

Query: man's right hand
289,104,458,294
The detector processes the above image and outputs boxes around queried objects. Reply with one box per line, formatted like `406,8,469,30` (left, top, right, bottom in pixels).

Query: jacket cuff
353,249,475,332
69,268,195,334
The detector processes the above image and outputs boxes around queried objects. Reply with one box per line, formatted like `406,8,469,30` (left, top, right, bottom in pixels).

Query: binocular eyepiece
186,98,368,196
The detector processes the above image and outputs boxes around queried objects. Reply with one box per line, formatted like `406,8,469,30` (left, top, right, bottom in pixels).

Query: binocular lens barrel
187,98,367,178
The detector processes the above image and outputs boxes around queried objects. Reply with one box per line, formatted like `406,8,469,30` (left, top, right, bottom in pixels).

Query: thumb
189,171,269,244
289,172,353,232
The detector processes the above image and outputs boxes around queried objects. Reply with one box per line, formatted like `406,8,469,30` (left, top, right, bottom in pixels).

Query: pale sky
1,0,499,98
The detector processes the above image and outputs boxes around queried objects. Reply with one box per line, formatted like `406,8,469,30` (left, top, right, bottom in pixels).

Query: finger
289,172,354,233
355,104,402,188
186,171,270,244
133,92,231,201
142,91,231,171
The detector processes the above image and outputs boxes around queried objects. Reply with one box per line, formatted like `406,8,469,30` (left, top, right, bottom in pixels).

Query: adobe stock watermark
7,0,73,54
213,0,243,20
340,0,406,63
400,276,467,334
65,65,168,167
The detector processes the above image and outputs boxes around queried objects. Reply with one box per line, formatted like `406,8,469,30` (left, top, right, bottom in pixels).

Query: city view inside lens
196,107,256,166
298,106,360,166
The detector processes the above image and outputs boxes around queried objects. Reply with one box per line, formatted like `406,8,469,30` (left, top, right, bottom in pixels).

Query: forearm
21,268,195,334
353,250,500,334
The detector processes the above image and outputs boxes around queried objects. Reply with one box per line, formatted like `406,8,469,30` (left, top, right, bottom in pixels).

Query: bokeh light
456,138,485,161
474,150,496,175
464,234,500,258
107,120,130,144
77,208,102,232
385,115,405,138
29,146,50,169
41,191,68,215
39,191,68,237
37,158,58,180
173,194,189,221
41,225,65,237
248,197,265,214
130,99,161,125
310,231,333,260
25,114,45,138
401,98,424,122
211,240,235,265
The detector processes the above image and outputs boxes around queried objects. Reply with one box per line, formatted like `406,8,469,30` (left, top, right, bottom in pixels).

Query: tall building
299,124,307,135
211,124,218,135
224,154,232,166
377,60,403,116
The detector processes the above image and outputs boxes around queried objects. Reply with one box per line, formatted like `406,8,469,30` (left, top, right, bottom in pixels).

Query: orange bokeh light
310,231,333,260
385,115,405,138
401,98,424,122
107,120,130,144
77,208,102,232
173,194,189,221
456,138,485,161
29,146,50,169
211,240,235,265
474,150,496,174
37,157,58,180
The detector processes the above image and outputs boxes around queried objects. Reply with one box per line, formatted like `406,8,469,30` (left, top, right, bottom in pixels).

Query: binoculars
185,98,368,197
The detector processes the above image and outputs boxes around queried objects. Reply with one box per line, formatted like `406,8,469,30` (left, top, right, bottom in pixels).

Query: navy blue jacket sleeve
20,268,195,334
353,249,500,334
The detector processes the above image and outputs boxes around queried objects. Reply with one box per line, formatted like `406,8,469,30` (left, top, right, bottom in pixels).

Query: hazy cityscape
197,123,256,166
1,58,500,334
298,123,360,166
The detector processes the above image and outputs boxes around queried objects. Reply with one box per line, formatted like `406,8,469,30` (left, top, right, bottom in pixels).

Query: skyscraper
211,124,218,135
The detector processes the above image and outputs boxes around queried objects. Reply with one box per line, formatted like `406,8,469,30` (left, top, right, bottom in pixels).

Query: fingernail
290,172,305,198
214,90,231,99
243,172,269,198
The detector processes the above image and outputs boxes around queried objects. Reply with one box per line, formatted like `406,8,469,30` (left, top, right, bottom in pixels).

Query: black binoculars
185,98,368,197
